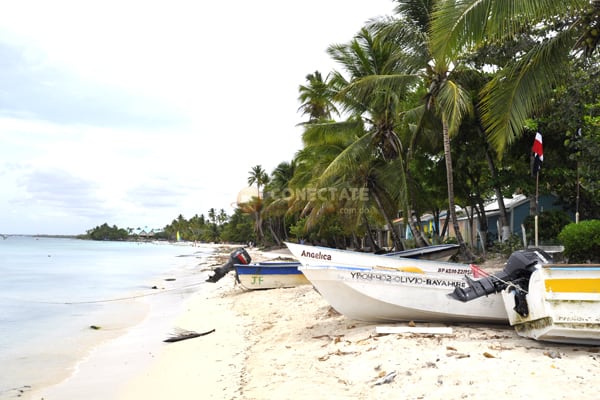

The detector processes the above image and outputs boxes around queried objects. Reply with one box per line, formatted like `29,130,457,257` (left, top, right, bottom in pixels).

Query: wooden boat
298,264,508,324
501,264,600,345
285,242,475,276
234,261,310,290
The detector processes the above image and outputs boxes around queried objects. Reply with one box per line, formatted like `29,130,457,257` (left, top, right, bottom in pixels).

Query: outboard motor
206,248,251,283
450,249,552,302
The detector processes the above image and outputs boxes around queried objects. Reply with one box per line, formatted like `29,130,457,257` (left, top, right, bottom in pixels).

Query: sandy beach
29,245,600,400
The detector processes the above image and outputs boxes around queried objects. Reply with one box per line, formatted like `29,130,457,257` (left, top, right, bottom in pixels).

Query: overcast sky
0,0,395,235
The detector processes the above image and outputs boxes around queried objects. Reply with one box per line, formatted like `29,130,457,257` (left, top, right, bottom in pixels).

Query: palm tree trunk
362,216,381,252
370,189,404,251
407,215,429,247
442,119,475,261
254,211,264,244
268,221,282,246
405,173,431,248
477,123,510,241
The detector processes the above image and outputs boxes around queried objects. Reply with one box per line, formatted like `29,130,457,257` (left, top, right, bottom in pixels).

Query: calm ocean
0,236,213,398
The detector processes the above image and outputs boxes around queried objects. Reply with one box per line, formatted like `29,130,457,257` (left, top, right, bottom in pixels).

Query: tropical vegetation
558,219,600,262
84,223,129,241
87,1,600,262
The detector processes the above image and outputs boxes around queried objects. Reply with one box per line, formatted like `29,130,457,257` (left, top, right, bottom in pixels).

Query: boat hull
386,244,459,262
502,265,600,345
299,265,507,324
285,242,474,276
235,262,310,290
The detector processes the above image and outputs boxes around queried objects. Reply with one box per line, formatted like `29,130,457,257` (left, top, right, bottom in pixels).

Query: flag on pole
532,132,543,176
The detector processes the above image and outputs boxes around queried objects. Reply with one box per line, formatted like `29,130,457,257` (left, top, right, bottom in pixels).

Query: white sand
30,246,600,400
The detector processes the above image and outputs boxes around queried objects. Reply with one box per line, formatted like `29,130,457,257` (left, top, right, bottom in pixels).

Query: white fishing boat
285,242,475,276
501,264,600,345
298,264,508,324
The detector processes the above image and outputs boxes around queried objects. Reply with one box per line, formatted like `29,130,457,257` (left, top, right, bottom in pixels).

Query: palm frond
480,27,576,153
339,74,421,107
437,79,473,136
317,133,374,184
430,0,583,59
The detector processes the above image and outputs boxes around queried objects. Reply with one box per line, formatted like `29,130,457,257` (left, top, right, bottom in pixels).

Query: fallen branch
163,328,216,343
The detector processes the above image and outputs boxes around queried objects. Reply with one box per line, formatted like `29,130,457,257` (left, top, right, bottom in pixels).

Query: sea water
0,236,213,397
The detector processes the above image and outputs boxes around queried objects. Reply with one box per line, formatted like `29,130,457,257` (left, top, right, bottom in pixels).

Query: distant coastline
0,234,80,239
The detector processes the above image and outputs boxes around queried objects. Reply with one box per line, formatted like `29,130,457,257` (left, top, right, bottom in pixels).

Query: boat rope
504,281,529,295
487,273,529,294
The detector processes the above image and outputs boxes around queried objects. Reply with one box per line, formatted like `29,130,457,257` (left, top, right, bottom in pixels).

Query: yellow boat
502,264,600,345
451,249,600,345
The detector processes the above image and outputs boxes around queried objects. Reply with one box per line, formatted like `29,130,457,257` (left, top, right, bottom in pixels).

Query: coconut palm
319,26,419,249
246,165,270,243
263,160,297,245
288,120,367,246
349,0,476,258
297,71,339,123
247,165,269,196
431,0,600,153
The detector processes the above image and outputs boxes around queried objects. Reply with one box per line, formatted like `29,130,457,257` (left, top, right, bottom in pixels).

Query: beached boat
285,242,474,276
451,249,600,344
501,264,600,345
297,264,508,324
234,261,310,290
386,243,459,262
206,248,251,283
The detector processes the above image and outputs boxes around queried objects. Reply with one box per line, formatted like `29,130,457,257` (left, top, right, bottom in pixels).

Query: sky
0,0,396,235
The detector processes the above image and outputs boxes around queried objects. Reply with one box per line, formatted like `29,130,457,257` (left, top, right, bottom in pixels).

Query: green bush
523,210,572,244
491,233,525,257
557,220,600,263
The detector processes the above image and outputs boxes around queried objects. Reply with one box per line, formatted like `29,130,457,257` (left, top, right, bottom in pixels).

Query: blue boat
234,261,309,290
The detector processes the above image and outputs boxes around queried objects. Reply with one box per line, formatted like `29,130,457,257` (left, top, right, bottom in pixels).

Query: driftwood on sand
163,329,216,343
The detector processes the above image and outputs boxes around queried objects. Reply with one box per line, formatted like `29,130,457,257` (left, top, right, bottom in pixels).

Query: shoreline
28,245,600,400
21,243,225,400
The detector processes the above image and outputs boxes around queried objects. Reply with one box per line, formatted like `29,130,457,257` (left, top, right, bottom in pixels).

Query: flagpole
576,160,580,223
532,131,543,248
576,127,581,224
535,170,539,247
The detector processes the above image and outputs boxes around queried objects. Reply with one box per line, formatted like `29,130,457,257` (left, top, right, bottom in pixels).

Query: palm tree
237,196,264,244
246,165,269,243
352,1,475,258
289,121,366,246
263,160,297,245
299,120,406,249
319,27,415,250
217,209,228,226
294,64,379,247
425,58,475,259
268,160,296,195
431,0,600,153
428,1,600,244
297,71,339,123
247,165,269,197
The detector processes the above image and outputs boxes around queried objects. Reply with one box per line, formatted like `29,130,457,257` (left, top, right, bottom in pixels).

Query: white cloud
0,0,395,234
